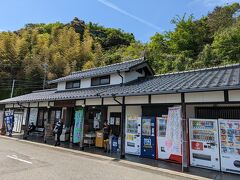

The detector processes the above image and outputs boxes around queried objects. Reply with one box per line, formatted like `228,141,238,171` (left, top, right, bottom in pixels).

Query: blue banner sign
73,109,84,143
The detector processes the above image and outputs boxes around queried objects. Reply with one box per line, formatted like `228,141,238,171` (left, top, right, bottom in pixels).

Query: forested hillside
0,3,240,99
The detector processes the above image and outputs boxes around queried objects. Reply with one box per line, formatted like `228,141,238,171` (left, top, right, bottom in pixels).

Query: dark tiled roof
1,64,240,104
100,64,240,96
0,89,57,104
48,58,145,84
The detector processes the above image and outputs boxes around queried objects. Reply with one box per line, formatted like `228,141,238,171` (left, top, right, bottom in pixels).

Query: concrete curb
0,135,211,180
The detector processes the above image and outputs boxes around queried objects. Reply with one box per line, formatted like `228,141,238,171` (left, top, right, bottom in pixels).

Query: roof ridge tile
154,63,240,77
71,57,144,75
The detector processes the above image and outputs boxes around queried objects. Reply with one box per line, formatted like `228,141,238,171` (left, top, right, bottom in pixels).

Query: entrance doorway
13,111,24,133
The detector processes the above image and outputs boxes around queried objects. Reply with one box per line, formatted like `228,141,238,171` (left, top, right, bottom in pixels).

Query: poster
29,108,38,125
165,106,182,155
110,117,115,125
115,117,120,125
73,109,84,143
94,112,101,129
5,111,14,133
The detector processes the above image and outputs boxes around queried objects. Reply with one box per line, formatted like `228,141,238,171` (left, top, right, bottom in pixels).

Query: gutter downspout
117,70,124,86
112,94,122,105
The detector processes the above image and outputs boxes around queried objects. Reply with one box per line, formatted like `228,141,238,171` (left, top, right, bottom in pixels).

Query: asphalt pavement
0,137,194,180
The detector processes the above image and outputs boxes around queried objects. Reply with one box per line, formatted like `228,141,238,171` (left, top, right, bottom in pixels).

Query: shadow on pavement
10,133,240,180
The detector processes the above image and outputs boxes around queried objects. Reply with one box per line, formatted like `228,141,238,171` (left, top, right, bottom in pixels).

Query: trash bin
111,136,118,153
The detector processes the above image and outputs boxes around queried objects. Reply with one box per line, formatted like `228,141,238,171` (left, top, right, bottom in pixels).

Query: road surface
0,137,182,180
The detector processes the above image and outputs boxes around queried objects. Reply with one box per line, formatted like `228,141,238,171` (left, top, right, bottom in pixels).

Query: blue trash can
111,136,118,153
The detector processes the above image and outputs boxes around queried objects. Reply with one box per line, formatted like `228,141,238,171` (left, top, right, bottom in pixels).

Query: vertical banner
165,106,182,155
0,110,4,129
73,108,84,143
5,110,14,133
29,108,38,125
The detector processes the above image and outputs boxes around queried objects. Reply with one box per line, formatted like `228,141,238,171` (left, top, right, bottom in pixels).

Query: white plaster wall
56,70,144,90
151,94,181,103
14,104,20,108
85,98,101,106
81,78,91,88
125,70,144,83
185,91,224,103
103,97,123,105
22,103,29,108
229,90,240,101
39,102,48,107
107,106,121,123
76,100,85,106
29,102,38,107
110,73,124,85
57,82,66,91
125,96,148,104
126,106,142,118
5,104,13,108
49,102,54,107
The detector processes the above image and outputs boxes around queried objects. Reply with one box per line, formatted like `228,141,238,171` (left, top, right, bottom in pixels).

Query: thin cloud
97,0,162,31
189,0,238,7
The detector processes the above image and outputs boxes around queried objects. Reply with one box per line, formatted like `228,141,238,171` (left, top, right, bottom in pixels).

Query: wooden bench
30,127,44,137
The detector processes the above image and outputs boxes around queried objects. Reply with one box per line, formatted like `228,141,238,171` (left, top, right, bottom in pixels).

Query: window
49,109,62,124
91,75,110,86
37,109,48,127
66,80,80,89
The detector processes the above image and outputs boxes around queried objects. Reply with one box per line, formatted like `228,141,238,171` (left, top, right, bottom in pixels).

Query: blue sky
0,0,239,42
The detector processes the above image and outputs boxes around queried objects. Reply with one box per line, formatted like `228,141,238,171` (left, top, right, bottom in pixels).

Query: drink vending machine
219,119,240,174
141,117,156,159
125,116,141,155
189,118,220,171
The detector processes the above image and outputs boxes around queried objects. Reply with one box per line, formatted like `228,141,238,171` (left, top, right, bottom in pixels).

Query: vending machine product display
125,116,141,155
189,118,220,171
219,119,240,174
156,117,168,159
141,117,156,158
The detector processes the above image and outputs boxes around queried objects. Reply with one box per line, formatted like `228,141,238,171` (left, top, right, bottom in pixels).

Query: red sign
192,141,203,151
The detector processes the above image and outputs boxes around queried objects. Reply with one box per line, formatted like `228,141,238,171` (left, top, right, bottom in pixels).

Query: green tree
206,3,240,35
194,44,216,68
212,21,240,64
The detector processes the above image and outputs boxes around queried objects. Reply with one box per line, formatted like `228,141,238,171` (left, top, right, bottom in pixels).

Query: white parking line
7,155,33,164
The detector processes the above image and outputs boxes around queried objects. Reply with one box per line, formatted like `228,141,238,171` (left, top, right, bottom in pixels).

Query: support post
181,93,189,172
1,107,6,135
23,107,30,139
10,79,15,98
120,97,126,159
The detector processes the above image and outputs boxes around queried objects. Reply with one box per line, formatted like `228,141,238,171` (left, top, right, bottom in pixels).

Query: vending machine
219,119,240,174
156,117,182,163
189,118,220,171
141,117,156,159
125,116,141,155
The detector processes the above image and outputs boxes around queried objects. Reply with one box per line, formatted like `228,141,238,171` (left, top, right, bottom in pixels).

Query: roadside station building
1,58,240,174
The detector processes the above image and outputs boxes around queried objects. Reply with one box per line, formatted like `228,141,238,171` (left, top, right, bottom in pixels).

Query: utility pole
43,63,48,90
10,79,15,98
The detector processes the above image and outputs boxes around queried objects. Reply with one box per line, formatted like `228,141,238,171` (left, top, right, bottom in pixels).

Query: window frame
66,80,81,89
91,75,110,86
